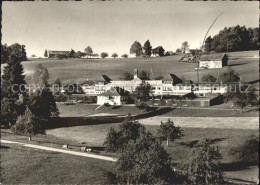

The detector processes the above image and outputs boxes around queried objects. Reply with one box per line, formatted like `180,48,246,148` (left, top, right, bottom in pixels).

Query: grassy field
1,51,259,86
1,142,115,184
57,103,259,118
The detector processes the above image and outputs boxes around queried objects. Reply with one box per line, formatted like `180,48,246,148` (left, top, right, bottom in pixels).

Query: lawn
1,51,259,87
0,143,115,184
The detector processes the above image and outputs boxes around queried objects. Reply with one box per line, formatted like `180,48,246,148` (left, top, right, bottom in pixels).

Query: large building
80,69,227,105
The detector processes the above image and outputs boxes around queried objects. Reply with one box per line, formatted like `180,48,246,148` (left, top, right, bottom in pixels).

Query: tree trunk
29,135,32,141
167,139,169,147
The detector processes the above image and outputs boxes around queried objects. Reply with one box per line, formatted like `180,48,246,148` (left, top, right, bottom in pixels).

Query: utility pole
197,12,224,87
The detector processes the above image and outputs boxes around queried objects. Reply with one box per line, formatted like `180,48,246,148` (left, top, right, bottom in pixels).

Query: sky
2,1,259,58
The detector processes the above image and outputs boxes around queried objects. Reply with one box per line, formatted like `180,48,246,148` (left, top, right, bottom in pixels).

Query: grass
1,52,259,87
0,143,115,184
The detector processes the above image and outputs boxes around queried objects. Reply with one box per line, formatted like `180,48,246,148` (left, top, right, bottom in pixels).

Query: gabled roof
165,51,174,55
169,74,183,85
152,46,165,52
200,53,227,61
100,87,130,96
48,50,70,55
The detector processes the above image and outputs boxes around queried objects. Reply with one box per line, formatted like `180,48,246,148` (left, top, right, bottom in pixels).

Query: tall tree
204,36,213,53
180,139,224,184
84,46,93,57
44,49,48,57
143,40,152,57
134,82,151,102
130,41,143,57
8,43,27,61
157,119,183,146
33,64,49,87
181,41,189,53
116,130,174,184
1,44,11,64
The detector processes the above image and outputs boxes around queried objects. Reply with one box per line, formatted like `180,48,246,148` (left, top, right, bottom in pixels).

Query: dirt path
1,139,116,162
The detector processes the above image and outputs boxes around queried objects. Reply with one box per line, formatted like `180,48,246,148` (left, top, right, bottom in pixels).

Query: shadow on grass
221,161,257,172
46,116,125,129
228,63,247,67
135,107,175,120
178,138,226,148
0,145,10,149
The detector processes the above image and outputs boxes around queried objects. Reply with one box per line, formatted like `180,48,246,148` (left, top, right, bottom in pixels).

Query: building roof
100,87,129,96
165,51,174,55
48,50,70,55
169,74,183,85
81,80,96,86
152,46,165,52
200,53,227,61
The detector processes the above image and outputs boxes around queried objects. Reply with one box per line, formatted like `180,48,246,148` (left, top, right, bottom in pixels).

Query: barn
199,53,228,69
152,46,165,57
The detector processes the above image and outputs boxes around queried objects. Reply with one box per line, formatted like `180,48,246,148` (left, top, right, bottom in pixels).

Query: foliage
175,48,181,53
181,41,189,53
100,52,108,59
205,26,259,52
219,67,240,83
31,54,37,58
138,70,150,80
229,135,259,163
111,52,118,58
157,119,183,146
103,114,145,152
27,88,59,122
179,139,224,184
33,64,49,87
84,46,93,57
201,74,217,83
134,100,149,112
120,72,133,80
1,98,20,127
121,54,128,58
1,43,27,64
133,82,151,102
143,40,152,57
44,49,48,57
130,41,143,57
11,107,45,136
116,130,174,184
75,51,84,58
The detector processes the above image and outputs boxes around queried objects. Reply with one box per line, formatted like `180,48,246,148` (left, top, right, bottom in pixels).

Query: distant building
47,49,75,58
97,87,130,105
164,51,175,56
199,53,228,69
152,46,165,57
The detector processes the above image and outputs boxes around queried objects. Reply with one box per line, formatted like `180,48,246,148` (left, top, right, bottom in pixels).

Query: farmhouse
164,51,175,56
97,87,130,105
47,49,75,58
152,46,165,57
199,53,228,69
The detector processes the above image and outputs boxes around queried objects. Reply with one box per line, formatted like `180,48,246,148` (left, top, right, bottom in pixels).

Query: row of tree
1,43,27,64
204,26,259,53
130,40,156,57
104,115,224,184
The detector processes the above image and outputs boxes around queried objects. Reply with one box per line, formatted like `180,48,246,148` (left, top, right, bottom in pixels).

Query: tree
201,74,217,83
219,67,240,83
121,54,128,58
44,49,48,57
134,82,151,102
1,43,11,64
75,51,84,58
8,43,27,61
33,64,49,87
157,119,183,146
104,114,145,152
180,139,224,184
130,41,143,57
175,48,181,54
181,41,189,53
143,40,152,57
229,135,259,163
11,107,45,141
120,72,133,80
84,46,93,57
101,52,108,59
204,36,213,53
116,130,174,184
1,98,21,127
27,88,59,122
138,70,150,80
111,53,118,58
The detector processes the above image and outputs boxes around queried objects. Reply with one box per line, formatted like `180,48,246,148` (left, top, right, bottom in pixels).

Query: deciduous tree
111,53,118,58
143,40,152,57
130,41,143,57
121,54,128,58
101,52,108,59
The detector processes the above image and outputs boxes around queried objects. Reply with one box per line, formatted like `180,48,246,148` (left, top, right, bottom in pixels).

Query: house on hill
47,49,75,58
152,46,165,57
199,53,228,69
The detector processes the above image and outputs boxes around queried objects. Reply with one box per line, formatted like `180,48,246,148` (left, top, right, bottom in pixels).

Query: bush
229,136,259,163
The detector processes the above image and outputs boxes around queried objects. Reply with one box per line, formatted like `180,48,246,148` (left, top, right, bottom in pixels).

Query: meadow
2,51,258,87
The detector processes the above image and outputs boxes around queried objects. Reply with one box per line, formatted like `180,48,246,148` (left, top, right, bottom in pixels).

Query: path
1,139,117,162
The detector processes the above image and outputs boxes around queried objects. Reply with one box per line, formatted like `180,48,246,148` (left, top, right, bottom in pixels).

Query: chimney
134,69,138,79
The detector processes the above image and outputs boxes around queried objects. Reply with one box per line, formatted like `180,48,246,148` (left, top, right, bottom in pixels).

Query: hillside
1,51,259,87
